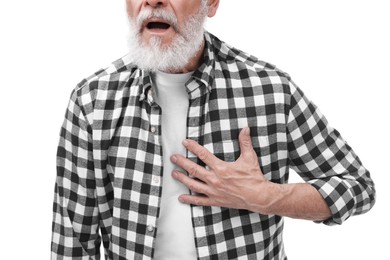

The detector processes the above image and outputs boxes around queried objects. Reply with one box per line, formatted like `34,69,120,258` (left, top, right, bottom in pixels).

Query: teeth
147,22,170,30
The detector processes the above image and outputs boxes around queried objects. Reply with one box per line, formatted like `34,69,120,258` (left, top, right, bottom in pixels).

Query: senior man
51,0,375,259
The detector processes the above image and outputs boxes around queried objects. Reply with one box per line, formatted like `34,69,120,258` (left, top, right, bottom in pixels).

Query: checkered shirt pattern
51,32,375,260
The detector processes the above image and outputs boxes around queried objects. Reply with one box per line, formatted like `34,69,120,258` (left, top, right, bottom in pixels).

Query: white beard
127,2,208,72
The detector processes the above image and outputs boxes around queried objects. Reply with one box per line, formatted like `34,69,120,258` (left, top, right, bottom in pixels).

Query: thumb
238,127,254,157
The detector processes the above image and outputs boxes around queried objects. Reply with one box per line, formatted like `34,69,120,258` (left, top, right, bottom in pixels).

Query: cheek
126,0,139,18
172,1,200,20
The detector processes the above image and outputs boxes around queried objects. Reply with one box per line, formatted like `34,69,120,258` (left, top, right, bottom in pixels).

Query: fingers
172,170,209,195
182,139,219,167
238,127,255,157
177,194,212,206
171,154,208,181
172,171,212,206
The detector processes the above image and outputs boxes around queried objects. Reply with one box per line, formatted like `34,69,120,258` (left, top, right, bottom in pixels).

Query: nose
145,0,168,8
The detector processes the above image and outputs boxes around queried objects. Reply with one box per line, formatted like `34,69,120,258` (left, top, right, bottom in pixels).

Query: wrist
248,181,288,215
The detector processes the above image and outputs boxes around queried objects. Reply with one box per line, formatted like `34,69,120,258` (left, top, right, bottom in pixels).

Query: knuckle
188,182,197,192
214,164,226,174
242,137,251,146
209,176,221,187
189,165,199,177
197,148,208,161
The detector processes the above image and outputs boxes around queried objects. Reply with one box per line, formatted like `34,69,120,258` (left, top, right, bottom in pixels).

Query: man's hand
170,127,280,214
171,127,332,220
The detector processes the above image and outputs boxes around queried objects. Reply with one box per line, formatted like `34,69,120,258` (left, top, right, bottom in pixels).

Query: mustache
135,9,179,30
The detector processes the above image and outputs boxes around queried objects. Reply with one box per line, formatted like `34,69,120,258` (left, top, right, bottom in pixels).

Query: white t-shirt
152,70,197,259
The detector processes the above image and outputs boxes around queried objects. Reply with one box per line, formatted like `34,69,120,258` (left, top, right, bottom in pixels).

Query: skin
171,128,332,221
126,0,220,73
126,0,332,221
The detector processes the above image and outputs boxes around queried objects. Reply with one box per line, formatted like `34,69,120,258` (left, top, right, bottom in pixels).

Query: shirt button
147,225,154,232
153,176,160,184
150,126,156,133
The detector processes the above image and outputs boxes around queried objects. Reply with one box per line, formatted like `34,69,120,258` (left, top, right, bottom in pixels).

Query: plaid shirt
51,32,375,260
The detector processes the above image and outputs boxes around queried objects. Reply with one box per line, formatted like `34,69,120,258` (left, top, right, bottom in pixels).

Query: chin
142,34,177,49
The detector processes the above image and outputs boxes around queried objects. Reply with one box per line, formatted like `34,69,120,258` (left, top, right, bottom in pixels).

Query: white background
0,0,389,259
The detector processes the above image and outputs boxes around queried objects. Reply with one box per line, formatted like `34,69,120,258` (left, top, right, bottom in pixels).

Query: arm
171,83,375,223
51,89,100,259
171,128,331,221
260,182,332,221
286,83,376,224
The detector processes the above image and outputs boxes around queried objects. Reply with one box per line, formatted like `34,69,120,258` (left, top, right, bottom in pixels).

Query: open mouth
146,21,171,30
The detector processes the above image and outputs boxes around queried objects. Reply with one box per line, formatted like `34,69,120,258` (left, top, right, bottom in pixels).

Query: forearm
172,129,333,221
250,182,332,221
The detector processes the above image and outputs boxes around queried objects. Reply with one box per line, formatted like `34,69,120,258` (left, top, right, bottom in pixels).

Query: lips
143,18,173,32
147,21,171,30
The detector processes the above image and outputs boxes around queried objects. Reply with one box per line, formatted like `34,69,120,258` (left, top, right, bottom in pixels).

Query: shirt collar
128,31,216,103
190,31,215,94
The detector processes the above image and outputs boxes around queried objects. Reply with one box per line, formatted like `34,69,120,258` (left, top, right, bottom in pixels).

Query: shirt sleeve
51,89,101,259
286,81,376,225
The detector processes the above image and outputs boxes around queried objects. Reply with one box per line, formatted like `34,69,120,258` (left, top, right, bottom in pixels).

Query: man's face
126,0,204,48
125,0,219,72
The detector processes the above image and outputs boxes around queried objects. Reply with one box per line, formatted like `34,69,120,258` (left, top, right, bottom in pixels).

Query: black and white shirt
51,32,375,260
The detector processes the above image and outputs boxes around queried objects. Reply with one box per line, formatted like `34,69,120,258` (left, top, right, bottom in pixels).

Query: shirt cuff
308,177,355,225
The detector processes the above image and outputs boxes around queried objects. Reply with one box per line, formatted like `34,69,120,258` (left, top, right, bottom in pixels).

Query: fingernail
171,155,177,163
182,139,189,147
